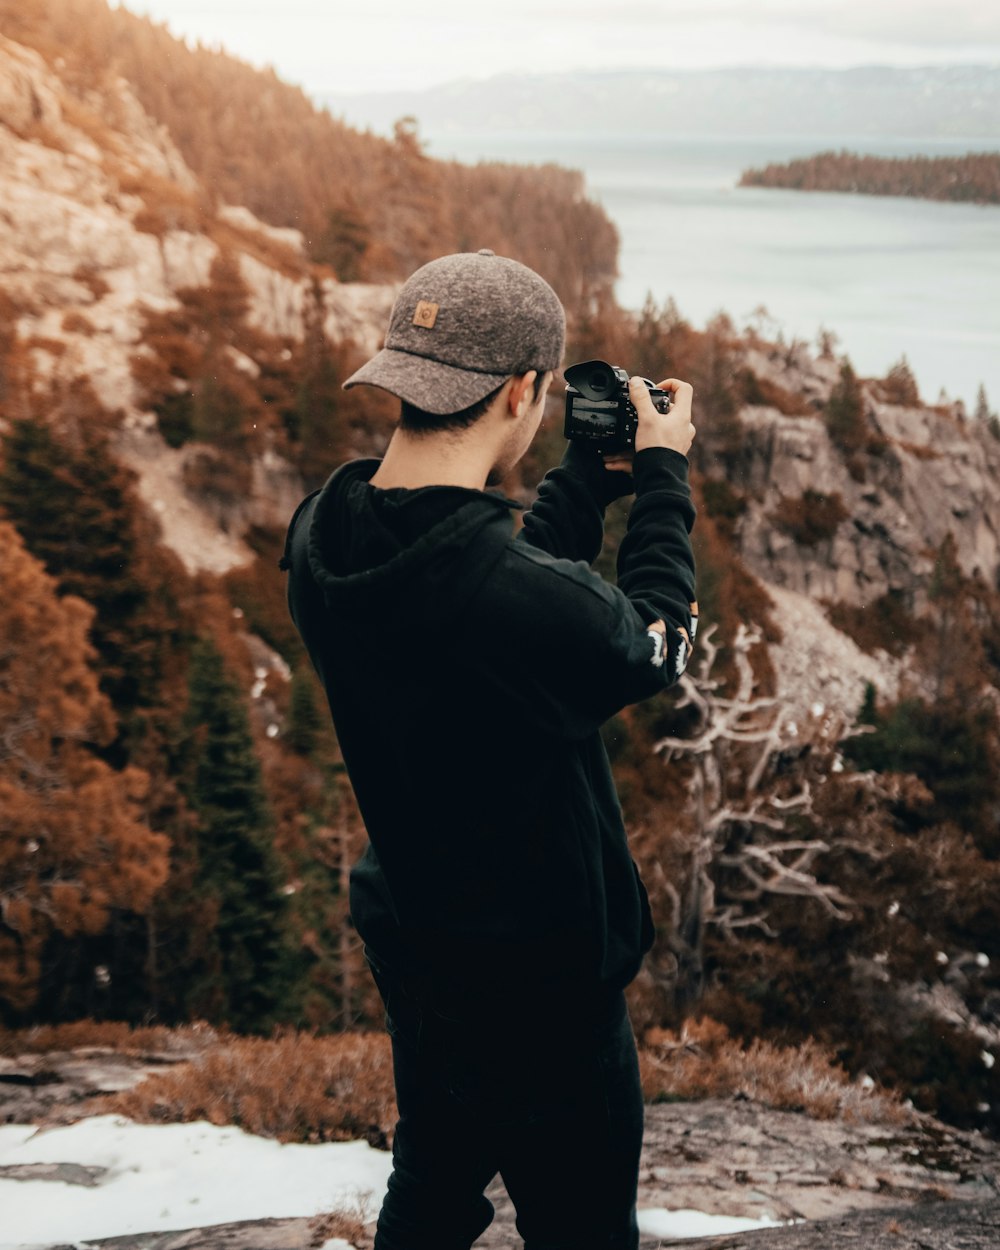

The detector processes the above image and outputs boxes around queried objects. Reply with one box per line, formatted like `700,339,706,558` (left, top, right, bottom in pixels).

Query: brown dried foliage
309,1200,375,1250
826,592,923,658
210,218,309,281
72,264,110,301
0,524,169,1014
97,1031,398,1148
119,170,205,237
0,1019,218,1057
739,368,815,416
639,1017,907,1124
771,489,849,547
61,311,94,336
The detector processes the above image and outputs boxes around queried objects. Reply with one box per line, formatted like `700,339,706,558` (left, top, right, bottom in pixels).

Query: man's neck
369,428,494,492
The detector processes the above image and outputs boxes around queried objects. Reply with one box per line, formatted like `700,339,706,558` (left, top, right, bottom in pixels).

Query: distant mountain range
324,66,1000,140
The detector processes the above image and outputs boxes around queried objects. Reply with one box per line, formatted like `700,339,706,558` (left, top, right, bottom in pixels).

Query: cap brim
342,348,509,415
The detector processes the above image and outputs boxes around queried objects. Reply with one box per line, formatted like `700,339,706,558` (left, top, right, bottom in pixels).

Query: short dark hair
400,370,550,434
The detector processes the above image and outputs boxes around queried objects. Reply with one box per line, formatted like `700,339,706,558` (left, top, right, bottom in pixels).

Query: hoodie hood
305,459,521,628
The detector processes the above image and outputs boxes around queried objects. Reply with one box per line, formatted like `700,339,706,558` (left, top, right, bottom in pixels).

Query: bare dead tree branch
644,620,878,1013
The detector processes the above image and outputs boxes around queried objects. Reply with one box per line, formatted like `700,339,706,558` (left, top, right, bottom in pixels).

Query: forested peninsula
739,149,1000,205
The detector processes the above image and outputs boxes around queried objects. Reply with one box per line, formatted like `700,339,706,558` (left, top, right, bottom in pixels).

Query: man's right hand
630,376,696,456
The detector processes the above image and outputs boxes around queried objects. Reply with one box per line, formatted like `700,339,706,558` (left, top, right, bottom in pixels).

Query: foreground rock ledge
6,1052,999,1250
30,1197,1000,1250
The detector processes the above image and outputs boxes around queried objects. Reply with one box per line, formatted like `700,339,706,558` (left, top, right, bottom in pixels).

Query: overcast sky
111,0,1000,96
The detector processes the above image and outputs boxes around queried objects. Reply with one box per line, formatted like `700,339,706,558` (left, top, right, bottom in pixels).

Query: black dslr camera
563,359,670,454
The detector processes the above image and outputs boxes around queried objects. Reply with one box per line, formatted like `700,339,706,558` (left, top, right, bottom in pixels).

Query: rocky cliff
737,344,1000,611
0,34,394,570
704,340,1000,724
2,31,999,715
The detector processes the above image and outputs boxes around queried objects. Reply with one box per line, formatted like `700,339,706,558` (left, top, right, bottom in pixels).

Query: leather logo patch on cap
412,300,439,329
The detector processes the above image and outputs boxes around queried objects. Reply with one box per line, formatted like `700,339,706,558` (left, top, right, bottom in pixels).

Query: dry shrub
59,94,121,155
771,488,848,547
308,1193,377,1249
0,1019,218,1056
895,439,942,461
62,311,95,335
117,169,206,236
12,119,68,152
97,1031,397,1148
181,447,253,513
826,592,922,658
26,335,68,359
210,218,309,281
739,368,815,416
73,264,111,301
875,359,921,408
639,1017,907,1125
700,477,746,527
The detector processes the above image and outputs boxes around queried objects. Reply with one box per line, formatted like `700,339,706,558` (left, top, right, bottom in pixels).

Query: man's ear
507,370,538,419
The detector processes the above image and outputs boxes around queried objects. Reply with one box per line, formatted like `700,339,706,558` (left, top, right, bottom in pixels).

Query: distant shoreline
739,150,1000,206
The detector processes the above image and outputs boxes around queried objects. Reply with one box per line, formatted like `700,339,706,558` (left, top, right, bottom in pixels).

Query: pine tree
177,639,292,1029
825,362,866,448
314,198,374,282
133,251,264,453
287,666,324,756
0,416,190,743
858,682,879,726
882,356,920,406
0,292,30,423
689,314,742,462
847,535,1000,854
190,350,260,451
0,389,197,1021
0,522,168,1019
291,294,349,483
974,384,1000,439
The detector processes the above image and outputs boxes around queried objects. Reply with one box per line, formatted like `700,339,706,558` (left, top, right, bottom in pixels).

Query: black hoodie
282,441,696,1004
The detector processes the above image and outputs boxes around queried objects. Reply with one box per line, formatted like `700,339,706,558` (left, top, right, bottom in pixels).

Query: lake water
422,131,1000,412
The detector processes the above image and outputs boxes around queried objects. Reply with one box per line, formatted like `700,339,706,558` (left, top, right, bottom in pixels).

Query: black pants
366,952,644,1250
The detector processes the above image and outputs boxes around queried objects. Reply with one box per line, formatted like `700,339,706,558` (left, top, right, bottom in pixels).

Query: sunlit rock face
0,33,395,416
0,33,395,572
2,31,998,628
0,33,212,415
732,350,1000,611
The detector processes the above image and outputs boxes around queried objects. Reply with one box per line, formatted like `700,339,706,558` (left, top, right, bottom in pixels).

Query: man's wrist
632,446,690,489
559,440,634,505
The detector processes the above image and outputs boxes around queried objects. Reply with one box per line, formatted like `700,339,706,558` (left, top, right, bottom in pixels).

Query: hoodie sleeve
516,441,635,564
471,447,697,739
615,447,697,644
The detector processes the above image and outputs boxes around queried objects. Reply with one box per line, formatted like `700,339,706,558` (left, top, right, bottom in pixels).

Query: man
282,249,696,1250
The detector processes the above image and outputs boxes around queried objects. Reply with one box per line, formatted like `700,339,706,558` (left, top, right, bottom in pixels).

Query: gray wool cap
342,249,566,415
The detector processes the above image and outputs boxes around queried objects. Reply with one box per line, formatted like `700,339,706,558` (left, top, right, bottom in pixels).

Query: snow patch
0,1115,393,1245
637,1207,788,1238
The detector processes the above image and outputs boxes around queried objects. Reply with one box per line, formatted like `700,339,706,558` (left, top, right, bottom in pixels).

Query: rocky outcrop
0,34,395,572
26,1199,1000,1250
0,1045,204,1125
756,584,903,725
732,351,1000,612
4,33,999,624
7,1060,997,1250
